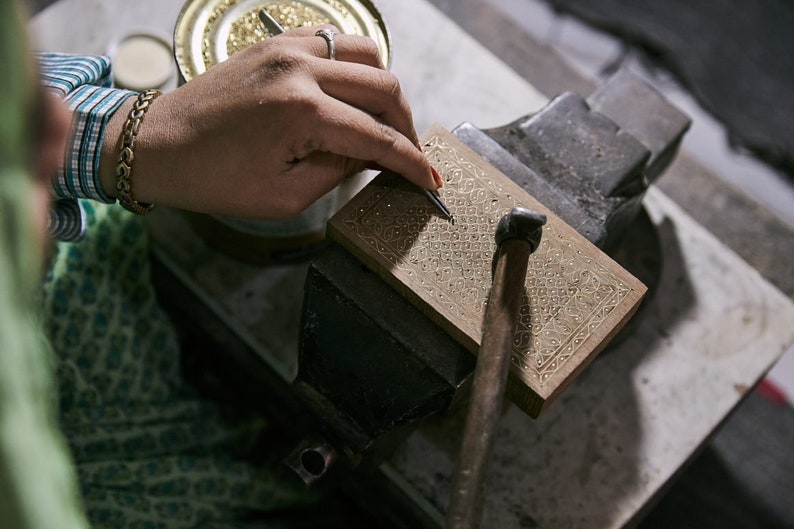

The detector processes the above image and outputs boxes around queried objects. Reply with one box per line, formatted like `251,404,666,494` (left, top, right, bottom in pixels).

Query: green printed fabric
0,0,90,527
41,202,320,528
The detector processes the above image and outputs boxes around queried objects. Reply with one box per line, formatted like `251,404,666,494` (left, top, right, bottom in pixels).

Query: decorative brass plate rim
174,0,391,83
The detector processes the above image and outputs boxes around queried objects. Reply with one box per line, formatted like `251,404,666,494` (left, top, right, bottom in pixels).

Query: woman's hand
100,25,438,218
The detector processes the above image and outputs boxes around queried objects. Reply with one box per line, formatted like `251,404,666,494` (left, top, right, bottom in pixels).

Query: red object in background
757,378,790,406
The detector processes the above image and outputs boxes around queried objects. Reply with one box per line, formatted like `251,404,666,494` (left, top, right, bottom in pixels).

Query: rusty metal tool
446,207,546,529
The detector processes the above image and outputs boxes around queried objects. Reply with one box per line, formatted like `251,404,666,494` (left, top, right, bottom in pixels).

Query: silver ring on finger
315,29,336,61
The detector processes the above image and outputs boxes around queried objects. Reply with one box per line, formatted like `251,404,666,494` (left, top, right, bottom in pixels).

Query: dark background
547,0,794,181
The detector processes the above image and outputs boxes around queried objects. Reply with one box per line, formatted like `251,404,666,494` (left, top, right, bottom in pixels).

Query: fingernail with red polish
431,166,443,188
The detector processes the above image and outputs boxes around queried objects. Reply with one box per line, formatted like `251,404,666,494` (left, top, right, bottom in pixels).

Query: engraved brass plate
328,124,647,417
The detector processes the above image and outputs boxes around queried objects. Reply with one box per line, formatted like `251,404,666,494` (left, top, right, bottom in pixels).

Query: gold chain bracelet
115,89,161,215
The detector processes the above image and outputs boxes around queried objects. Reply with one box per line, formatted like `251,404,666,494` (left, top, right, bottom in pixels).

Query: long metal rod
445,239,533,529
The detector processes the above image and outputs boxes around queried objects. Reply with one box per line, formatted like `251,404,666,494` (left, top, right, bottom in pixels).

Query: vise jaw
457,68,690,251
291,69,690,480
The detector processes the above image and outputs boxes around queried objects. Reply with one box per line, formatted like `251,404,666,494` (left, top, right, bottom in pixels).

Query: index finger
307,96,437,190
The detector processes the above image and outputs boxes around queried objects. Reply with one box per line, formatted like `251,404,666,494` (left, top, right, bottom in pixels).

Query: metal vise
289,69,690,481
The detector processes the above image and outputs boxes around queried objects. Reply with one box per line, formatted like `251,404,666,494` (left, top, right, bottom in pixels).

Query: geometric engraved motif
328,124,646,417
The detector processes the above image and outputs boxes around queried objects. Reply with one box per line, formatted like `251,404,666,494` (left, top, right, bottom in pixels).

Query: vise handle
446,207,546,529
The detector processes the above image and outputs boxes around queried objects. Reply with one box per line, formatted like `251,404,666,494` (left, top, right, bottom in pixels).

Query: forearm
59,29,436,224
97,90,185,208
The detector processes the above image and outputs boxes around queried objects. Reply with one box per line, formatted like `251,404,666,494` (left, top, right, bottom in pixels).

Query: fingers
277,24,338,38
297,96,436,190
248,27,432,190
281,32,418,152
311,60,419,147
278,25,385,69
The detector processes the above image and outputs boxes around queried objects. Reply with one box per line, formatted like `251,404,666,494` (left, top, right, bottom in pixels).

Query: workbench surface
32,0,794,527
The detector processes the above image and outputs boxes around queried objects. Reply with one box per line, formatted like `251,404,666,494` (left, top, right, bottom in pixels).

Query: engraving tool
260,9,454,222
446,207,546,529
424,188,454,221
258,8,285,34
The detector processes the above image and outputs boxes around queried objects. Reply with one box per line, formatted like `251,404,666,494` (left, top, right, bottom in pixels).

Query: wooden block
328,124,647,417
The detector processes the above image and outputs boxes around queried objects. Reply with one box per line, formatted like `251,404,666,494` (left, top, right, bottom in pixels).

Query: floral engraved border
335,133,633,388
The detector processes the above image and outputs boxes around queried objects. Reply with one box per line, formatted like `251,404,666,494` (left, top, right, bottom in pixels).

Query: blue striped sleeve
38,52,113,95
56,84,134,203
47,199,86,241
37,53,137,241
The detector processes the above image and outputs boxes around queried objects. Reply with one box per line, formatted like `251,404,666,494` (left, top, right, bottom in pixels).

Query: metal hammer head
495,207,547,251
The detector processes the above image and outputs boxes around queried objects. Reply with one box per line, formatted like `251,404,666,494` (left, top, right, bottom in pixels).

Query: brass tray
174,0,391,82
